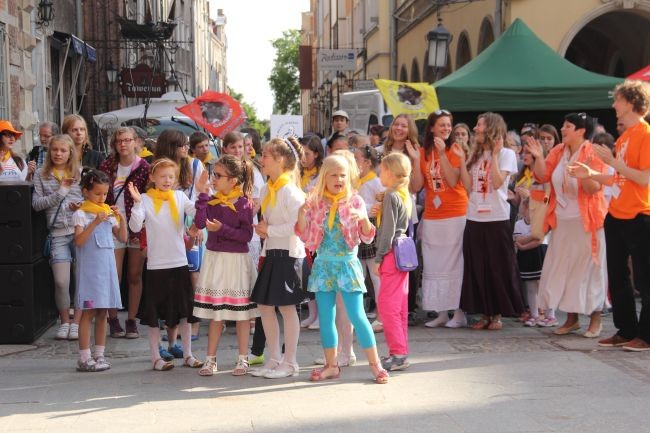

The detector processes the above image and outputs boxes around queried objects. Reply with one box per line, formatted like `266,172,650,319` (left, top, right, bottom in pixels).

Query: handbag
529,189,549,240
392,218,418,272
43,198,65,257
185,158,204,271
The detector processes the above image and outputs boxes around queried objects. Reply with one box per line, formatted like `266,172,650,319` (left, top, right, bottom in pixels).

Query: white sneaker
263,362,299,379
444,317,467,328
68,323,79,340
307,319,320,330
424,313,449,328
55,323,70,340
367,311,377,320
300,317,316,328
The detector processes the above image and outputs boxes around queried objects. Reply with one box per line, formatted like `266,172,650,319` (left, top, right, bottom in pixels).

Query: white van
340,90,392,134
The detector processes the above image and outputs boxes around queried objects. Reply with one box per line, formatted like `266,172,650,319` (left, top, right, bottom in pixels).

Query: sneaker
380,355,410,371
68,323,79,340
598,334,633,347
622,338,650,352
159,346,174,362
93,356,112,369
307,319,320,330
77,358,109,372
537,317,558,327
55,323,70,340
168,343,184,359
407,312,417,327
445,316,468,328
248,353,265,365
371,320,383,333
424,314,448,328
107,317,125,338
124,319,139,339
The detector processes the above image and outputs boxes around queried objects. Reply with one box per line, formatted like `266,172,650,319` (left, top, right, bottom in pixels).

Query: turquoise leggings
315,291,377,350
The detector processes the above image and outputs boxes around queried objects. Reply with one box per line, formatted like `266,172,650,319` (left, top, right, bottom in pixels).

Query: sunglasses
434,109,451,116
0,131,17,138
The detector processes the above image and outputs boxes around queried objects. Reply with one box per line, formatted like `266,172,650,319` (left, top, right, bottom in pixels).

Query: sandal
369,361,389,384
487,319,503,331
152,358,174,371
471,317,490,330
199,357,218,376
232,357,249,376
310,364,341,381
184,355,204,368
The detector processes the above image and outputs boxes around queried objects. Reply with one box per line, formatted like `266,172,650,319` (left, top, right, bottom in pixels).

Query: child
32,135,83,340
127,158,203,371
73,170,127,371
249,137,306,379
513,198,553,327
193,155,258,376
354,145,384,330
372,153,412,372
296,154,388,384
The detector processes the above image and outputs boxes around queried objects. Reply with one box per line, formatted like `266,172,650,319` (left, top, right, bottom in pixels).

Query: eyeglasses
212,172,232,180
177,142,189,148
115,138,134,145
434,109,451,116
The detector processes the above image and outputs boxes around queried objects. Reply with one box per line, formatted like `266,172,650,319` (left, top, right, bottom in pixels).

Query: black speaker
0,182,48,264
0,258,57,344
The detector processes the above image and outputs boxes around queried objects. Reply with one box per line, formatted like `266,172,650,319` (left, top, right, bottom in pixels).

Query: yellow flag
373,79,440,120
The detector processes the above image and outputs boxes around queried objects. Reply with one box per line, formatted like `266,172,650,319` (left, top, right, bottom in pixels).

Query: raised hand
451,142,466,161
205,218,222,232
524,135,543,160
593,143,614,165
404,139,420,160
196,170,210,194
127,182,142,203
567,161,599,179
493,136,504,155
433,137,446,155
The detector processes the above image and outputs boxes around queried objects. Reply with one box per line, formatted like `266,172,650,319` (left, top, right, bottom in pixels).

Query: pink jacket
295,193,376,252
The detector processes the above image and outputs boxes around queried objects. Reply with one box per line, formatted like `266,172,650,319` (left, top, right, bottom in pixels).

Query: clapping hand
404,139,420,160
205,218,222,232
127,182,142,203
593,143,614,165
433,137,446,155
196,170,210,194
450,143,466,161
524,135,543,160
567,161,599,179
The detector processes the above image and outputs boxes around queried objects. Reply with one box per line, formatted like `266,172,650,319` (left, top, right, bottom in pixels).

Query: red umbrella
176,90,246,138
627,65,650,82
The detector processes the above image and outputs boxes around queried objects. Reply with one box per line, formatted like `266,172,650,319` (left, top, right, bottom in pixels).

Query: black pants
605,213,650,342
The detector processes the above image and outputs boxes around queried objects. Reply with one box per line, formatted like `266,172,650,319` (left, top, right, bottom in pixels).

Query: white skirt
193,250,259,321
419,216,466,312
539,218,607,315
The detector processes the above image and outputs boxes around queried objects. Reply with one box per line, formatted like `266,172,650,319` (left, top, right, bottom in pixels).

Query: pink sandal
310,364,341,381
369,361,389,384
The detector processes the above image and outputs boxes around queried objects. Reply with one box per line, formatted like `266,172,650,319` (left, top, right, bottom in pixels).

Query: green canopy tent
434,19,623,112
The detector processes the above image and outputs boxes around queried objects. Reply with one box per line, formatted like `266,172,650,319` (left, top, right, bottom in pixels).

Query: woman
527,113,607,337
0,121,27,181
99,127,150,339
408,110,468,328
539,124,560,153
456,112,524,330
61,114,104,170
452,123,472,157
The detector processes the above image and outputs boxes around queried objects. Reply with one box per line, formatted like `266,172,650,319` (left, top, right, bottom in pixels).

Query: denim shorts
50,234,75,264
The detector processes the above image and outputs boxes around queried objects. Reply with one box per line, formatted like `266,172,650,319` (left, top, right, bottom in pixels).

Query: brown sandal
487,319,503,331
310,364,341,381
369,361,389,384
471,317,490,330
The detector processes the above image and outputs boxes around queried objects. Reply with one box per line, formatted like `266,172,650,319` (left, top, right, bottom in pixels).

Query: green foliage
228,87,269,137
268,29,300,115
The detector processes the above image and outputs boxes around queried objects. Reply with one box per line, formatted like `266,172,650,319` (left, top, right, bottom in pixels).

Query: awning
52,31,97,63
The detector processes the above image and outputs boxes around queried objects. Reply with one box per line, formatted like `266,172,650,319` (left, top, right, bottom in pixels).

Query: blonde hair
333,149,360,189
310,154,354,202
384,114,419,154
41,135,80,181
148,157,178,190
467,112,507,168
61,114,92,154
263,137,304,186
380,152,411,190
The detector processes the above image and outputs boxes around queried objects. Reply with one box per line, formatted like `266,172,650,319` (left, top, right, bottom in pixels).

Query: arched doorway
564,11,650,77
456,31,472,69
477,17,495,54
411,58,420,82
400,65,408,82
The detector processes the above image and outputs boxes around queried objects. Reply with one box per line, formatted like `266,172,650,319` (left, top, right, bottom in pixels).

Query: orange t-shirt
419,147,468,220
608,120,650,219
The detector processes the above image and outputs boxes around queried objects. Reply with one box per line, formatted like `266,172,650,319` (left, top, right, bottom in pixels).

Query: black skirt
357,217,378,260
250,249,306,306
517,244,547,281
460,220,525,317
139,265,196,327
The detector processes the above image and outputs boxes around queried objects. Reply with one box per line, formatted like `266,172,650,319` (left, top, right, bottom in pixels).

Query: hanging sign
120,64,167,98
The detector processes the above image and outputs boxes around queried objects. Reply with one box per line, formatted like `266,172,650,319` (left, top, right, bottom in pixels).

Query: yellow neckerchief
52,168,71,182
146,188,179,227
138,147,153,158
358,170,377,187
261,171,292,214
323,189,347,230
249,148,256,158
200,153,213,164
301,167,318,189
515,167,533,188
207,186,243,211
0,151,11,163
79,200,119,222
376,186,411,228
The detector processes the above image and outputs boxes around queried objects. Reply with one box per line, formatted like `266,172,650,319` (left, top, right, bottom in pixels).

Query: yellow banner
373,79,440,120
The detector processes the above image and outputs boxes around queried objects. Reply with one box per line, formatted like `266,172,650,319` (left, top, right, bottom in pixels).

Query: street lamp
36,0,54,27
426,17,452,79
106,60,118,84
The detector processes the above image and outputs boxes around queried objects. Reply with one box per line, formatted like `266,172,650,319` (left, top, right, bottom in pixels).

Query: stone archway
411,58,420,82
456,31,472,70
400,65,408,82
477,17,495,54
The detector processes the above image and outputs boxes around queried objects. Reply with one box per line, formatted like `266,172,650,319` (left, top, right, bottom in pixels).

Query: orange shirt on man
419,147,468,220
608,120,650,220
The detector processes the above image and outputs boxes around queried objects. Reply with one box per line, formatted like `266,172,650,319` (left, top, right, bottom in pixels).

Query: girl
408,110,469,329
127,158,203,371
193,155,257,376
372,153,412,372
354,145,384,330
0,121,27,181
299,134,326,329
539,124,560,153
73,170,127,371
189,131,213,171
513,198,548,327
32,135,83,340
382,114,419,156
453,123,472,157
62,115,104,169
456,112,524,330
296,154,388,384
249,137,306,379
99,127,150,339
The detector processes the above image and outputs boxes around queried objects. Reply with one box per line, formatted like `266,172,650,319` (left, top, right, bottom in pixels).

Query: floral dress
307,213,366,293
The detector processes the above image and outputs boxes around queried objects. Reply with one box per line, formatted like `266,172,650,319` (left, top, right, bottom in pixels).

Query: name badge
433,195,442,209
611,184,621,199
477,203,492,214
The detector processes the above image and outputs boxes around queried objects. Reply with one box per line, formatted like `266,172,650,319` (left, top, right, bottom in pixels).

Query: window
0,25,8,119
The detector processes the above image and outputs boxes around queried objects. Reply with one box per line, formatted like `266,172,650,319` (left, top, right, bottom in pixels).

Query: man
27,121,59,180
591,80,650,352
326,110,349,150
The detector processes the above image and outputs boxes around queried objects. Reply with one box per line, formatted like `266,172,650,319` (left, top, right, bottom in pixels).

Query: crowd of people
0,79,648,384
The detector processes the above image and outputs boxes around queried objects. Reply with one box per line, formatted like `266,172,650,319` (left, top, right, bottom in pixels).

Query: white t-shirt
513,218,531,238
73,210,119,229
358,176,384,213
467,148,518,222
260,182,305,258
0,156,27,181
551,146,581,220
114,161,136,214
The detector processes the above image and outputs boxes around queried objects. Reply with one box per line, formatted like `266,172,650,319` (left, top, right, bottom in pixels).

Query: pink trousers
378,250,409,356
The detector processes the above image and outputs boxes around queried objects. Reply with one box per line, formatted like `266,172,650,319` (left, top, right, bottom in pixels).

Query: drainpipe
495,0,502,37
390,0,397,79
